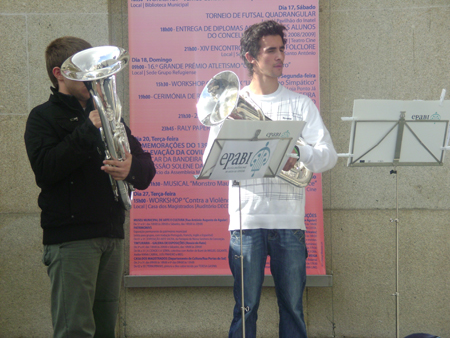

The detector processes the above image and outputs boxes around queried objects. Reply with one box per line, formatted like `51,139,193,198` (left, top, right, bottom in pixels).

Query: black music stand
196,119,304,338
342,105,449,338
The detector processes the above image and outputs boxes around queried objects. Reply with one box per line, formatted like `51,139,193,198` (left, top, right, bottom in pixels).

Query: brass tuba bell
61,46,134,210
197,71,313,188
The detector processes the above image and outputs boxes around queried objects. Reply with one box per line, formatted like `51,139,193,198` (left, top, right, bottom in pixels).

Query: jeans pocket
291,229,308,259
230,230,240,246
292,229,305,242
42,245,51,266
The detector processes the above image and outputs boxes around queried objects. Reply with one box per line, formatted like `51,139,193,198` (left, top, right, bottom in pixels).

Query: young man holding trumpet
204,20,337,338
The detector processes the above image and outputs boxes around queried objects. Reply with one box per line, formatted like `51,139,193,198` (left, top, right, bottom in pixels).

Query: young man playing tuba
24,36,156,338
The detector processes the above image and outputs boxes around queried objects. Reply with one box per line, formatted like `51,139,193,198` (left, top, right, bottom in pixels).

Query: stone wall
1,1,449,337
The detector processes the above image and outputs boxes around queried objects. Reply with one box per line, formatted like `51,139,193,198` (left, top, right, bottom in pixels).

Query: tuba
61,46,134,210
197,71,313,188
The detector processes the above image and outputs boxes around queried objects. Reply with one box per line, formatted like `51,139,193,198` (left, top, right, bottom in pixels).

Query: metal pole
238,181,246,338
395,169,399,338
390,168,400,338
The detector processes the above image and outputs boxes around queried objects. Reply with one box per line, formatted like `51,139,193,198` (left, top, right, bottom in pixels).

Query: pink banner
128,0,324,276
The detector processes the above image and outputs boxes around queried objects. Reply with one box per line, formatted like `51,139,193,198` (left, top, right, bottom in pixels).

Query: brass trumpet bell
197,71,266,126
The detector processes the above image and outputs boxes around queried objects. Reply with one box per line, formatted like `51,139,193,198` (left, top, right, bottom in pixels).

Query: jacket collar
49,86,94,114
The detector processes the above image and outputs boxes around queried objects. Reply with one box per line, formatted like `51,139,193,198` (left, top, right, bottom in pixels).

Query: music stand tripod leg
235,180,246,338
389,168,400,338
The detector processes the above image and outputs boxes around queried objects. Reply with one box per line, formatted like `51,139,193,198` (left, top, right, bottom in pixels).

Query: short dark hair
240,20,287,76
45,36,92,89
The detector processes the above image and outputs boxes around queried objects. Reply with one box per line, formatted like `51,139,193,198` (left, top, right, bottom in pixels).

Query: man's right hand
89,110,102,128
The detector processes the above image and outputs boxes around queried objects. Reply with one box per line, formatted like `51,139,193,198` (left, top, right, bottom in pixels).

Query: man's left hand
101,149,132,181
283,150,298,171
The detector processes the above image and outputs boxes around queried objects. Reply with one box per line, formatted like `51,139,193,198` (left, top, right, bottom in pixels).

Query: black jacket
24,88,156,244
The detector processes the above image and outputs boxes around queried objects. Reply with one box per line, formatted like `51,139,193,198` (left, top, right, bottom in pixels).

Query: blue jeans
228,229,308,338
43,238,124,338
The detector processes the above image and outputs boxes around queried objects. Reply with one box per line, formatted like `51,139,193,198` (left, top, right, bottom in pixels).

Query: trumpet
197,71,313,187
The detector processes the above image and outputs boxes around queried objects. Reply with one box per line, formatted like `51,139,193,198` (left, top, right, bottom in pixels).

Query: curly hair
240,20,287,77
